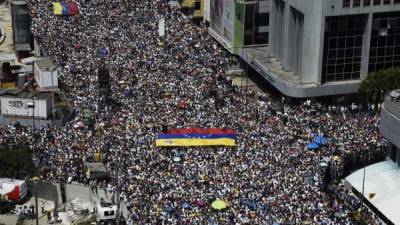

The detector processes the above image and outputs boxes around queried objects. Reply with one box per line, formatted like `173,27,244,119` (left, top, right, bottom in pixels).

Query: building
211,0,400,97
380,90,400,166
208,0,270,55
33,57,58,90
0,90,53,119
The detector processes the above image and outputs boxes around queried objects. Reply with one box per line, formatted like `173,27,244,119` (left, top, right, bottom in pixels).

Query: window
353,0,361,7
322,15,367,83
383,0,392,4
369,12,400,73
104,211,115,216
343,0,351,7
194,1,201,10
243,2,269,45
373,0,381,5
363,0,371,6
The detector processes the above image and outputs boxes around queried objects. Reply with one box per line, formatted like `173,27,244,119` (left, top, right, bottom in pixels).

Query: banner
159,18,166,37
156,128,237,147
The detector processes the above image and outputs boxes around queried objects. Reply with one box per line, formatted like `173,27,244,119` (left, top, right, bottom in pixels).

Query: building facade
34,57,58,90
208,0,270,55
266,0,400,97
380,90,400,167
210,0,400,97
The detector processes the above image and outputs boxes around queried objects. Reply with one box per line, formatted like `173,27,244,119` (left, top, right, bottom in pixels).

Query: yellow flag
369,193,376,199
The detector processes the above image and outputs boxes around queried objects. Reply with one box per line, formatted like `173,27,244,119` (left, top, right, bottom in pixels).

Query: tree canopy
359,67,400,105
0,146,33,179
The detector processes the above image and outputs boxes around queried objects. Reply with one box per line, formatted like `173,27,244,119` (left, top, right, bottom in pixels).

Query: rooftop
0,89,52,100
35,57,56,70
244,47,300,86
346,160,400,225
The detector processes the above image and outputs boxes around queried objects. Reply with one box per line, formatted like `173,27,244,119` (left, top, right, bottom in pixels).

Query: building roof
0,90,51,100
346,160,400,225
35,57,56,70
0,53,16,62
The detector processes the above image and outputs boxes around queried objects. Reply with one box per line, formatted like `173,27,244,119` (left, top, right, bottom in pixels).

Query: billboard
210,0,235,43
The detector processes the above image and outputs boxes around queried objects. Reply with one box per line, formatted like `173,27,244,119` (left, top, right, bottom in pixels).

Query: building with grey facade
380,90,400,167
220,0,400,97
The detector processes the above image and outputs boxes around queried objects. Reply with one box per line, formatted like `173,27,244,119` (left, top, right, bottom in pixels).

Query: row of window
321,72,361,83
343,0,400,8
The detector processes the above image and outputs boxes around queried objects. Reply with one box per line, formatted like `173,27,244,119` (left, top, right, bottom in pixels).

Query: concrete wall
380,97,400,149
27,181,60,203
0,115,61,128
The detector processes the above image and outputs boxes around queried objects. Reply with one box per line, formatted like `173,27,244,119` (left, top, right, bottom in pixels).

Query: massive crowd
0,0,390,224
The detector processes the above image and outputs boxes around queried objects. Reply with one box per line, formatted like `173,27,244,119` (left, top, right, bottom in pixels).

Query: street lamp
27,97,38,225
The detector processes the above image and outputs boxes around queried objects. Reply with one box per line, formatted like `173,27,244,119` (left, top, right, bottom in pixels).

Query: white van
96,201,117,225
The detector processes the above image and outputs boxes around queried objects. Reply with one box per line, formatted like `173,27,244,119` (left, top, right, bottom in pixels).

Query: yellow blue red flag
156,128,237,147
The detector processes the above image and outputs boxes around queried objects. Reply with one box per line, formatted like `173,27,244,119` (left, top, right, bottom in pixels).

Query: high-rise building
210,0,400,97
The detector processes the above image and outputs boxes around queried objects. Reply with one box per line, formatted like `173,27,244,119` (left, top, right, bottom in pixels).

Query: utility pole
28,97,39,225
362,167,366,197
245,53,249,114
116,163,120,224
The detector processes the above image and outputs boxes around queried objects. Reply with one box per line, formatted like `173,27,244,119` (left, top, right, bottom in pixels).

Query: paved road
66,183,129,218
0,197,54,225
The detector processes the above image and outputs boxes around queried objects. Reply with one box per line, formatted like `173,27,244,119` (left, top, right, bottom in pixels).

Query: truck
96,199,117,225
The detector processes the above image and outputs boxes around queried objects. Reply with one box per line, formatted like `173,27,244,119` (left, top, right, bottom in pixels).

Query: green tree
0,145,33,179
360,67,400,105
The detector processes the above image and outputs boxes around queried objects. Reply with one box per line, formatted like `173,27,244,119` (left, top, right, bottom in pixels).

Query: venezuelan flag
156,128,237,147
53,2,63,15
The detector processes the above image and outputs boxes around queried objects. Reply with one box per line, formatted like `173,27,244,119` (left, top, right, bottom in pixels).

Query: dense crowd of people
0,0,390,224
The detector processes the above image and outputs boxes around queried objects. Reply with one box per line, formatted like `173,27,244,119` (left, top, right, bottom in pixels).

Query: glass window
373,0,381,5
321,15,367,83
369,12,400,73
243,2,269,46
363,0,371,6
